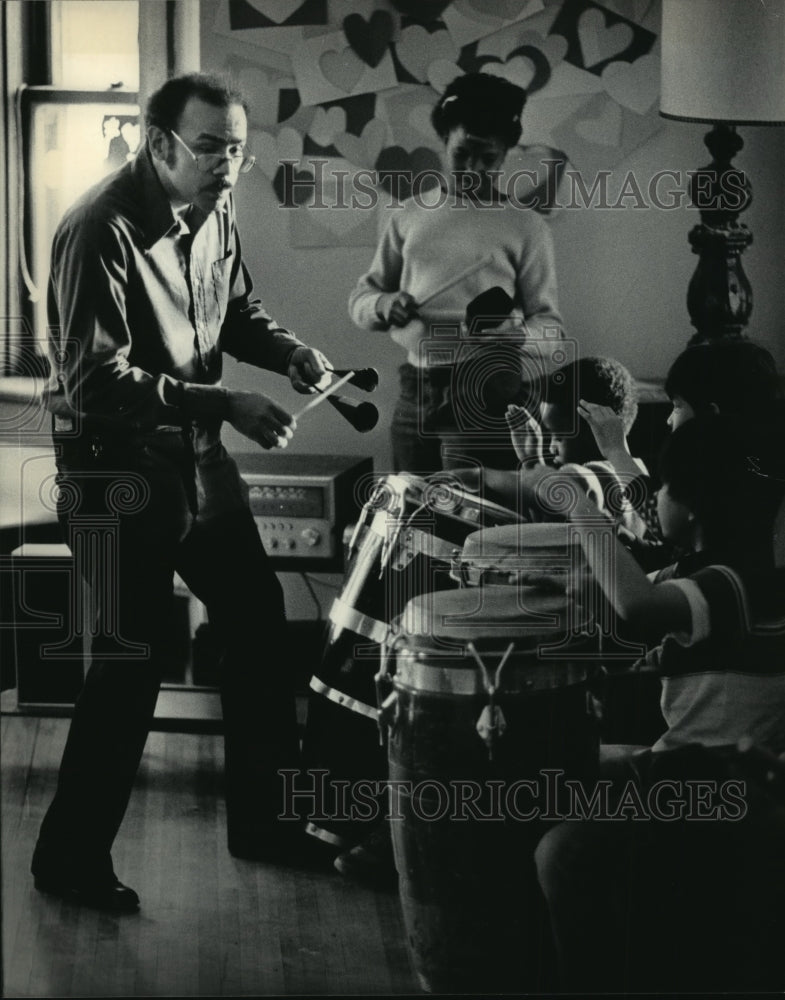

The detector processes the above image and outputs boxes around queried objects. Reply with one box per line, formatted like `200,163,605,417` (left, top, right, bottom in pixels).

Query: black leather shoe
333,824,397,890
34,872,140,913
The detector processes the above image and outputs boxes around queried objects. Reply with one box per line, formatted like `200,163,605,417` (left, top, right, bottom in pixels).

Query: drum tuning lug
476,703,507,760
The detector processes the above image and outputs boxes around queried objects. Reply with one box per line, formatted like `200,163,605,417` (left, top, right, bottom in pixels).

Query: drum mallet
326,366,380,392
325,394,379,432
292,370,355,420
417,253,494,309
292,370,379,432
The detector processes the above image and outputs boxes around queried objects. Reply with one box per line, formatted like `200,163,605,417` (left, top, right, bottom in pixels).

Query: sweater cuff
374,294,389,326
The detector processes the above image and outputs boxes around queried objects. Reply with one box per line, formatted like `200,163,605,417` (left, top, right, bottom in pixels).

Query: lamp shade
661,0,785,124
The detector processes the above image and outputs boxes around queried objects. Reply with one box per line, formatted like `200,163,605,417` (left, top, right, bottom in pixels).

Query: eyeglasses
169,129,256,174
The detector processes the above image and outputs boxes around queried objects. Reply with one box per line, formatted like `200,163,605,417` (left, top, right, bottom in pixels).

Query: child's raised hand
577,399,628,460
506,403,546,465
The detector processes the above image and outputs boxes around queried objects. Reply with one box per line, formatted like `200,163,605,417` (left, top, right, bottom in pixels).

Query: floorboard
1,716,418,997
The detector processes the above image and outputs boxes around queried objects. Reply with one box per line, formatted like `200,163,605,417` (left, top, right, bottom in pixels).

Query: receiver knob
301,528,321,547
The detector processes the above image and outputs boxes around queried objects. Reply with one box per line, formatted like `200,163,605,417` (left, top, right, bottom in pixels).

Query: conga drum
454,521,664,746
302,474,522,849
385,586,600,994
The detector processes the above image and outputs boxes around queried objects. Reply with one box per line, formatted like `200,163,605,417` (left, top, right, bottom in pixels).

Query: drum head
399,584,589,643
459,522,583,588
462,522,574,558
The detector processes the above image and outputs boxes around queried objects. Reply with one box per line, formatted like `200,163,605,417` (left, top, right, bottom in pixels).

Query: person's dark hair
430,72,525,148
145,73,248,134
664,340,781,419
545,356,639,433
659,413,784,575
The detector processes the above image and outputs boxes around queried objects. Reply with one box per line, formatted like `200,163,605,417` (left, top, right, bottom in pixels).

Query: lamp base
685,124,754,343
686,222,753,344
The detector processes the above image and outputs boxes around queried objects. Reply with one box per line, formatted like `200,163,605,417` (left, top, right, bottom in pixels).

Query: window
50,0,139,90
16,1,140,364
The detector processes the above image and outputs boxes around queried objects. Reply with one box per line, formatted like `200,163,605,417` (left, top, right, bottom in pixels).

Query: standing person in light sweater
349,72,563,476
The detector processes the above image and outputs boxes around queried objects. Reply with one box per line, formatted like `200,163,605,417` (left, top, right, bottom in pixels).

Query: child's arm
570,494,691,638
527,467,693,638
577,399,646,482
348,214,416,330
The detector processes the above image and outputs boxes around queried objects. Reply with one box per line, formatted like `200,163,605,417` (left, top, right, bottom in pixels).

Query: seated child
485,356,651,540
532,412,785,994
577,338,783,550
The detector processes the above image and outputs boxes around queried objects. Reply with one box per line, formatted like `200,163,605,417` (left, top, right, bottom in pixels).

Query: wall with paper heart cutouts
201,0,785,470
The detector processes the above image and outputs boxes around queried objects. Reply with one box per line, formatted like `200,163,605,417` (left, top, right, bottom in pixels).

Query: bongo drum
452,521,584,589
385,586,600,994
302,473,521,849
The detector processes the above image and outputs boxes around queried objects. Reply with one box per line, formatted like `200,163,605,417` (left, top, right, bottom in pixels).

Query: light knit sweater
348,192,563,367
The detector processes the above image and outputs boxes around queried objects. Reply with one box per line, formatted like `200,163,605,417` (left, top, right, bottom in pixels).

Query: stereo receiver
235,453,373,571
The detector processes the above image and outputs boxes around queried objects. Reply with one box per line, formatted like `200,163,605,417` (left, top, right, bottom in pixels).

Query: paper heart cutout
575,100,623,146
428,59,463,94
482,56,537,91
463,0,519,23
603,0,653,25
466,0,521,21
375,145,443,198
407,103,436,139
309,106,348,147
331,133,365,167
236,68,280,127
578,8,634,68
254,131,281,179
273,165,314,206
601,54,659,115
343,10,395,68
333,118,388,168
540,61,604,100
320,48,365,93
254,126,304,179
245,0,300,25
395,26,431,82
396,25,458,83
514,31,568,70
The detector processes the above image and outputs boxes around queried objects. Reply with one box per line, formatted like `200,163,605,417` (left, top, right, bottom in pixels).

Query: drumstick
292,370,355,420
417,254,494,309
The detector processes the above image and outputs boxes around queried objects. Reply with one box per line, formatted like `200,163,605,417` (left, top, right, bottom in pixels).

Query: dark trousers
33,430,300,882
534,746,785,993
391,363,521,476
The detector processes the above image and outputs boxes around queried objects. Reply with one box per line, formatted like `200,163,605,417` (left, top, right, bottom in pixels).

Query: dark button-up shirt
44,147,306,517
45,146,304,426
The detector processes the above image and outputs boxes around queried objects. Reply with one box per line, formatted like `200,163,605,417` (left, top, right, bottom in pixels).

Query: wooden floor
1,715,419,998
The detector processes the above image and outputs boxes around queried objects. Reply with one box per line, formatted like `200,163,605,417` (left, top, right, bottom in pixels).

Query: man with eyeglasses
33,73,335,911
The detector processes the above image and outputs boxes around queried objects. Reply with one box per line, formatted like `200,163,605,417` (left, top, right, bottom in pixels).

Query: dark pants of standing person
32,428,300,884
391,363,521,476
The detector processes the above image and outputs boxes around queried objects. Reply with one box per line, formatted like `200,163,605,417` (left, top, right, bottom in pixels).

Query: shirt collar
131,146,189,248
